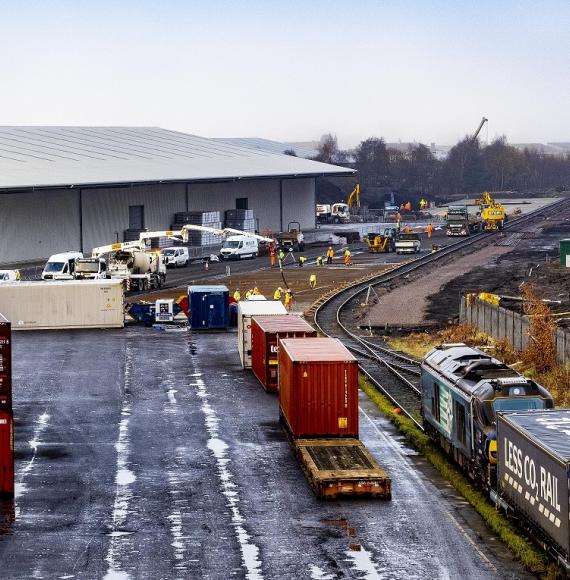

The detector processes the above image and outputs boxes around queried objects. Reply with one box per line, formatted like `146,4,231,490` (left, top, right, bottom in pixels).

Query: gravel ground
367,244,513,326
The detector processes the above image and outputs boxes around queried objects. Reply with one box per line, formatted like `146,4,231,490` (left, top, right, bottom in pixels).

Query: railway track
314,198,569,428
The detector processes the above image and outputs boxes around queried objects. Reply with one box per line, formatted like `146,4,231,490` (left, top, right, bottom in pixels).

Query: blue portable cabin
187,285,230,330
421,343,553,482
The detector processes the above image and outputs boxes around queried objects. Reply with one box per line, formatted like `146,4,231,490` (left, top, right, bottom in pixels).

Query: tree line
309,133,570,205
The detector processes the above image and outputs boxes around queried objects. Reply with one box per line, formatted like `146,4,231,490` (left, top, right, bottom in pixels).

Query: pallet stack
172,211,223,246
225,209,256,233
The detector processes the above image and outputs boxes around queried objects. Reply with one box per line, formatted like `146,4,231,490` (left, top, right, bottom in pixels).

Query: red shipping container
0,410,13,496
0,316,11,409
251,315,317,392
279,337,359,438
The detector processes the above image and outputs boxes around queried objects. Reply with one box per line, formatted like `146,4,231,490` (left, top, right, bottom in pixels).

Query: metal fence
460,296,570,364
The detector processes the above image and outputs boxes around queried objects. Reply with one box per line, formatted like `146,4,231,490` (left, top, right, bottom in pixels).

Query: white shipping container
237,300,287,368
0,280,124,330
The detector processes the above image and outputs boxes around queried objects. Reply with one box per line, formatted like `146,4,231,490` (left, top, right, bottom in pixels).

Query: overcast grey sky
0,0,568,147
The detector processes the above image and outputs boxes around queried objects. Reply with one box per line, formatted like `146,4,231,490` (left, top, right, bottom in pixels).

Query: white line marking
104,345,136,580
191,372,264,580
15,411,50,518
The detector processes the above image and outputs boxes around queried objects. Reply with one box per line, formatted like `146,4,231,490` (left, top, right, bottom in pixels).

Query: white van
220,236,258,260
41,251,84,280
161,247,190,267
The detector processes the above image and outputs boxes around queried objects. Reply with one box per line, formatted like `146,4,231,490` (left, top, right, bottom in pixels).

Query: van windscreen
44,262,64,273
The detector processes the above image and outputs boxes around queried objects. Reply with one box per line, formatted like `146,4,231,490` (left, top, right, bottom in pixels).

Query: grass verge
359,376,553,576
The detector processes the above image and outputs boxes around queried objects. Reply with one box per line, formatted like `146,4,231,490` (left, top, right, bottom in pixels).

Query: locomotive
420,343,554,487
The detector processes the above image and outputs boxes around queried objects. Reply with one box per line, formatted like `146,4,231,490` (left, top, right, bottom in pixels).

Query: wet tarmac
0,328,532,579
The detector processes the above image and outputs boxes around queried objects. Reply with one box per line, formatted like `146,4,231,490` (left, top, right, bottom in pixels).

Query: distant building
0,127,353,264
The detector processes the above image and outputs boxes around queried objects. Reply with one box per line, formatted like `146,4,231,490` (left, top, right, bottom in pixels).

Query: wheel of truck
299,242,305,251
143,279,150,292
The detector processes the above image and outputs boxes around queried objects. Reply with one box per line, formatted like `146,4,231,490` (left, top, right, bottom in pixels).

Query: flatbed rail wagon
294,438,391,499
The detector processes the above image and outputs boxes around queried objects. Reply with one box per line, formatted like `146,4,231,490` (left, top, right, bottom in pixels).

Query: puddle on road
322,516,385,579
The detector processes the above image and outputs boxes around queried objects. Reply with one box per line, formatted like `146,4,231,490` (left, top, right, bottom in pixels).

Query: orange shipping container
251,315,317,392
279,338,359,438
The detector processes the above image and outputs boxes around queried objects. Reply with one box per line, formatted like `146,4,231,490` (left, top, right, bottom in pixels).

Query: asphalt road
0,328,531,579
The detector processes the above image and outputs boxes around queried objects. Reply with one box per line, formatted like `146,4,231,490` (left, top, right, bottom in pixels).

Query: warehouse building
0,127,353,264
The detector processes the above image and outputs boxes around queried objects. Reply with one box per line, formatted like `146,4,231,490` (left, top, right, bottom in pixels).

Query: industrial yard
2,328,532,579
1,1,570,577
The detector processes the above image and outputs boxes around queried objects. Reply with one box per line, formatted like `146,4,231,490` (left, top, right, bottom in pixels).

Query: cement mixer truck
91,241,166,291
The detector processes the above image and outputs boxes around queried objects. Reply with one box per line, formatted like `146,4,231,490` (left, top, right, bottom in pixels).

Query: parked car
161,247,189,267
41,251,83,279
220,236,258,260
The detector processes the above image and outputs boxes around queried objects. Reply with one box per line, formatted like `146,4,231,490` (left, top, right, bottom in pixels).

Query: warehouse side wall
81,183,187,252
0,189,80,263
0,176,318,263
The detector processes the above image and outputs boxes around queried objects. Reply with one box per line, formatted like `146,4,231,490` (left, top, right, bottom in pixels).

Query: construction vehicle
475,191,506,231
365,228,397,253
73,257,108,279
276,222,305,252
472,117,488,142
395,232,421,254
316,203,350,224
445,205,482,236
347,184,360,213
91,241,166,291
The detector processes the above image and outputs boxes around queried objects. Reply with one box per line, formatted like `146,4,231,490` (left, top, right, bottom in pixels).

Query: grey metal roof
213,137,319,159
0,127,354,190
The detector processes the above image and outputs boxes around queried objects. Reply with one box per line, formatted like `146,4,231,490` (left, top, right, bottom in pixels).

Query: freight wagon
0,314,13,496
278,337,391,499
497,410,570,568
250,315,316,392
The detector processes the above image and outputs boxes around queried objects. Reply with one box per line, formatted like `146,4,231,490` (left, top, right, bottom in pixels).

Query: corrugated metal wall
0,189,80,263
0,177,317,263
282,178,315,231
81,183,187,252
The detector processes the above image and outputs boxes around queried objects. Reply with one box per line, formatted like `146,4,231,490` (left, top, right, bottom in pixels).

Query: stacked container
278,337,359,438
188,285,229,330
251,315,317,392
237,301,287,368
0,314,13,496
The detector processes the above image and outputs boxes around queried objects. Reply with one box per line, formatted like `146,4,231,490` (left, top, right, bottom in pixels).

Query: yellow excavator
347,183,360,212
475,191,506,231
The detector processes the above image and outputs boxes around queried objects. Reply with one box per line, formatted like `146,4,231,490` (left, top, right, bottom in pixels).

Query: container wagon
0,280,124,330
497,410,570,568
187,285,229,330
0,314,13,496
279,337,391,499
250,314,316,392
237,300,287,368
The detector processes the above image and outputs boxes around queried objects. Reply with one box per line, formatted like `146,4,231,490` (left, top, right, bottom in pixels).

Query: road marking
14,411,50,518
190,371,264,580
104,344,136,580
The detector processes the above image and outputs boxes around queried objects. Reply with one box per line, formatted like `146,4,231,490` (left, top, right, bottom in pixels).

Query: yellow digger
475,191,506,231
365,228,397,253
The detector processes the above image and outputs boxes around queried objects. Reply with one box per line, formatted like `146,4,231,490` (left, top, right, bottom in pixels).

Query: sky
0,0,568,148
